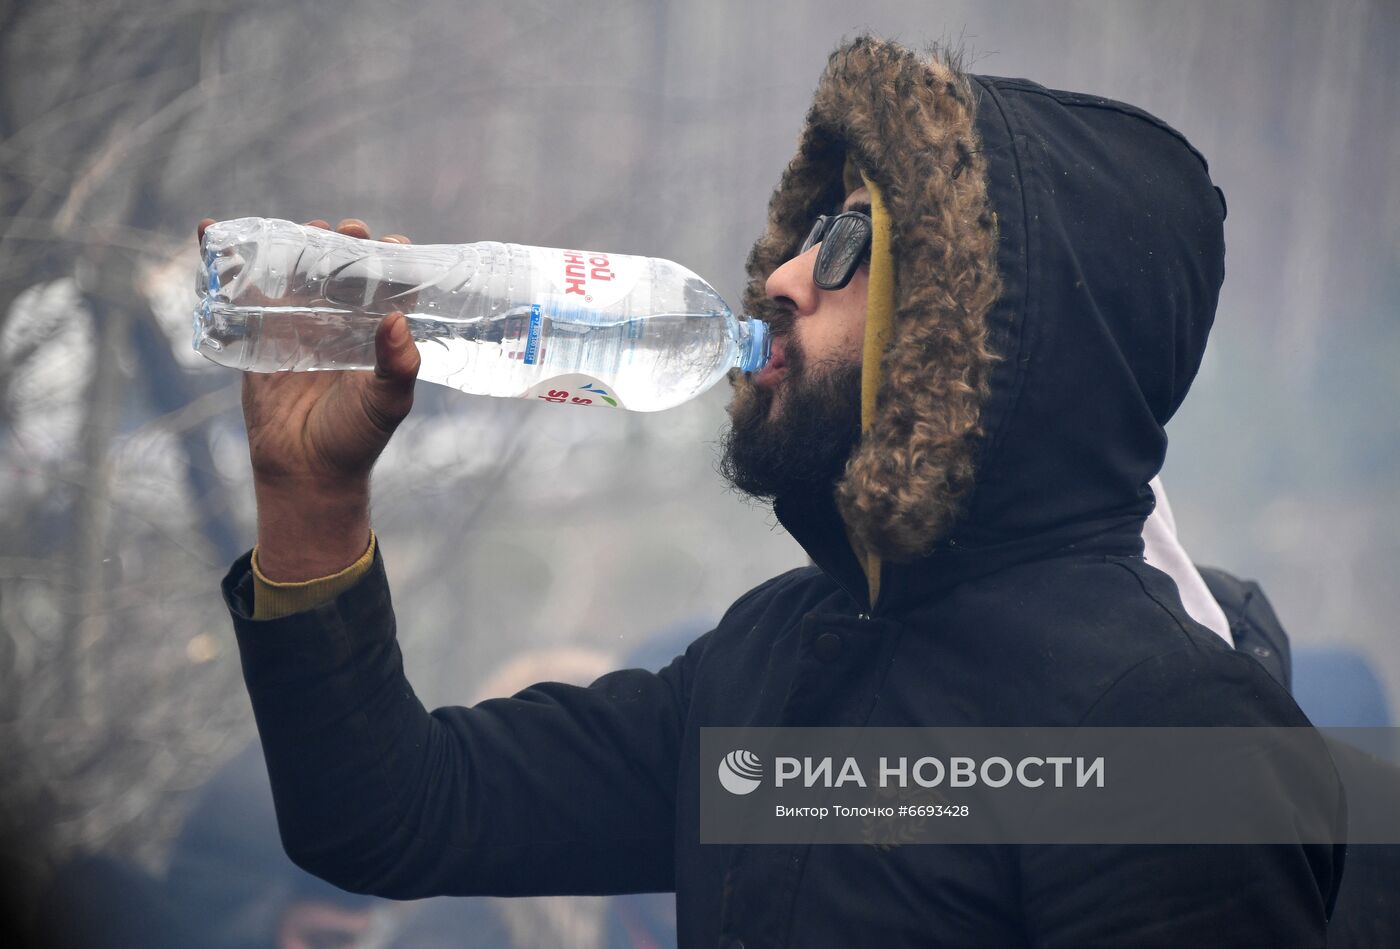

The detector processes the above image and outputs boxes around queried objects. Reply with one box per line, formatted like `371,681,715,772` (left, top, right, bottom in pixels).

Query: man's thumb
369,312,420,424
374,312,421,381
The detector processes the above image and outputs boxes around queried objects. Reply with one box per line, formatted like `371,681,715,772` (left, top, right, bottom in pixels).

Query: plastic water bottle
193,217,770,412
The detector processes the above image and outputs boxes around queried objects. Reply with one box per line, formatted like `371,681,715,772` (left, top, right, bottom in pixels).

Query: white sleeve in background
1142,476,1234,646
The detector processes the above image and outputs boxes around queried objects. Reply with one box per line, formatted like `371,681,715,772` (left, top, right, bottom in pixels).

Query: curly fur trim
743,36,1002,561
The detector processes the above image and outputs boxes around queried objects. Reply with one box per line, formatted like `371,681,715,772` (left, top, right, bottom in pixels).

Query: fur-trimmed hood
748,37,1227,610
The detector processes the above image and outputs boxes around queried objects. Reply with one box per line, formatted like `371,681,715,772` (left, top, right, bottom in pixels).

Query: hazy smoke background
1,0,1395,940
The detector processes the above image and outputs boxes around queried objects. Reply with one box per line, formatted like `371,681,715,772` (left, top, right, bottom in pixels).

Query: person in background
32,742,382,949
164,647,621,949
163,742,381,949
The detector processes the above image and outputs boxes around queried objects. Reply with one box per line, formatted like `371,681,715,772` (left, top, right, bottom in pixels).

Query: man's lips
752,337,788,388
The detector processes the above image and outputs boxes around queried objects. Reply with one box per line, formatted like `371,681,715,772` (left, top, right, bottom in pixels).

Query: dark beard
718,341,863,502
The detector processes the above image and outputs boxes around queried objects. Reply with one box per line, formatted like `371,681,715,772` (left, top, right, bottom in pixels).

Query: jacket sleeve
221,543,693,900
1017,648,1346,948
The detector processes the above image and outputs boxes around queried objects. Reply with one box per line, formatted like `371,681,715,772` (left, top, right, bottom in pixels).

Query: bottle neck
735,316,771,372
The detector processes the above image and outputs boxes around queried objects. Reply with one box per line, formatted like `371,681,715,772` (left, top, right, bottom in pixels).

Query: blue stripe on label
524,304,542,365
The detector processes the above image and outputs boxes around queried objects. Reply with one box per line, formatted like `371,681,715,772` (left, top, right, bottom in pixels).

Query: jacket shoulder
714,564,844,633
1197,565,1293,690
927,555,1288,725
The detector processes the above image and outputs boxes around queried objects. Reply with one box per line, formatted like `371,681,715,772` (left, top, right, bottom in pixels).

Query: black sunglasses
799,210,872,290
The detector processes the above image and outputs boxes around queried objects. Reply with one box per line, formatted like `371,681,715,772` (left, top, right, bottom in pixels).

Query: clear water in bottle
193,218,769,412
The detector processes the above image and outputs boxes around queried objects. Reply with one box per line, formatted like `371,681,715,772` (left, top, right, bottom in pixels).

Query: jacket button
718,938,745,949
813,631,844,662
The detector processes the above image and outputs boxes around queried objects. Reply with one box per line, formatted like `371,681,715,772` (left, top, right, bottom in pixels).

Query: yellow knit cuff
251,531,377,621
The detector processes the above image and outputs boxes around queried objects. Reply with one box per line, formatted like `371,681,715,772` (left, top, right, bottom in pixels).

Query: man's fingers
303,219,409,244
211,218,392,242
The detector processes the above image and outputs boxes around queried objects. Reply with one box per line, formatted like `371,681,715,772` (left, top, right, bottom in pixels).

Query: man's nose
764,246,820,314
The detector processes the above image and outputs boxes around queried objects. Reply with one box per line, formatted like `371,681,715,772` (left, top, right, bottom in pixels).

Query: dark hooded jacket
223,37,1344,948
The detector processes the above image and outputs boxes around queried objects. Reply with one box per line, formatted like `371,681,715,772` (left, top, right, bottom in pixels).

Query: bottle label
524,374,626,409
537,248,641,310
523,304,544,365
